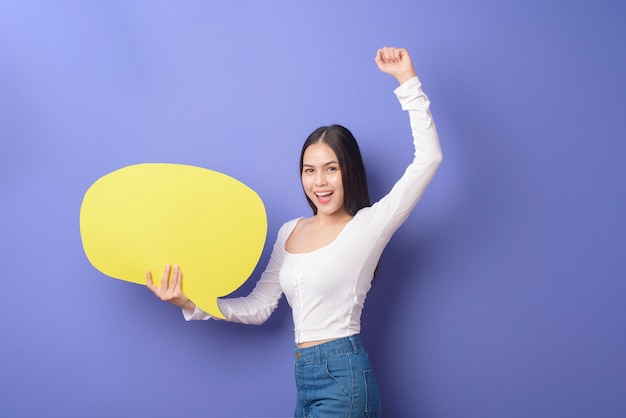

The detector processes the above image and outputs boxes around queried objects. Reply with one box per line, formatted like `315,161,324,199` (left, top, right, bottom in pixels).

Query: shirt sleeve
181,224,286,325
358,75,443,238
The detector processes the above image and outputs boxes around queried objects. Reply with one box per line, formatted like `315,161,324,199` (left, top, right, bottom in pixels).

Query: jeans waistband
294,334,362,364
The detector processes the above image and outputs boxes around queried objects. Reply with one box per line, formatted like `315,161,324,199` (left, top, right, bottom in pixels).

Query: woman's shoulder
282,216,305,228
276,217,304,238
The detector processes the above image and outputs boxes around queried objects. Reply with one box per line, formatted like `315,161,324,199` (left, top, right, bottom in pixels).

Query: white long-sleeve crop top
183,76,442,344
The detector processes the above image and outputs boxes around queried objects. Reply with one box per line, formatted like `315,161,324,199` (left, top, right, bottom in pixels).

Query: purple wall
1,1,625,417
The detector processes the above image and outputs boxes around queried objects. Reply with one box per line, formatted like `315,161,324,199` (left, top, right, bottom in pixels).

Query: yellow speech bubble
79,163,267,319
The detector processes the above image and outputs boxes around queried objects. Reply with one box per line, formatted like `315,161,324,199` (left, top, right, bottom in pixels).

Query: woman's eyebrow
302,160,339,167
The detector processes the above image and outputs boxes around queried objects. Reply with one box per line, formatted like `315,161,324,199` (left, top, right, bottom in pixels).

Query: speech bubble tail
195,298,225,320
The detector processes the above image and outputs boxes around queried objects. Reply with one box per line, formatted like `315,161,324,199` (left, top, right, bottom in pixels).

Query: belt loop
349,335,358,354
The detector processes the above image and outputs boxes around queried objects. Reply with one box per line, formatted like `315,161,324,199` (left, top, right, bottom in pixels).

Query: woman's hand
146,264,196,311
375,47,417,85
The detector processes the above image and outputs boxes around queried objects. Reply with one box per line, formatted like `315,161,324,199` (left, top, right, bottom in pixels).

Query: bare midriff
297,338,336,348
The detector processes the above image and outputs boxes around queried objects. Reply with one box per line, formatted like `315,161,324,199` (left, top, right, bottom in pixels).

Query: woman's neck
312,211,353,227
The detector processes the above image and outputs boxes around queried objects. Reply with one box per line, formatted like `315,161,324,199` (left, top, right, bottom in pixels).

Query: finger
146,270,157,291
379,47,390,63
383,47,399,62
374,49,383,64
396,48,409,63
146,271,160,295
388,48,402,63
172,265,182,290
160,263,171,290
167,265,180,297
164,265,180,298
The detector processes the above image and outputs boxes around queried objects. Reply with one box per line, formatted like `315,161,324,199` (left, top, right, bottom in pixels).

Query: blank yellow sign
79,163,267,319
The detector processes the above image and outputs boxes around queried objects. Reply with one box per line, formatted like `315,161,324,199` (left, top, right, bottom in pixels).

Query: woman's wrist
179,299,196,311
396,70,417,85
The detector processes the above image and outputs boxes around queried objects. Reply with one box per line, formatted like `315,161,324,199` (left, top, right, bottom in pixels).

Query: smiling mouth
315,191,333,203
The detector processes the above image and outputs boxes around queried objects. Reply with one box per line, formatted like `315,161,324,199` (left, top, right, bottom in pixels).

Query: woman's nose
314,172,327,186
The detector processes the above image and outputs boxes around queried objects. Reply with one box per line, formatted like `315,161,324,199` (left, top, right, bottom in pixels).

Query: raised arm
358,47,442,237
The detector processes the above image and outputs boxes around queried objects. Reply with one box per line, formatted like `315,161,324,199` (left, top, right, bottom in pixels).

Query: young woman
147,46,442,417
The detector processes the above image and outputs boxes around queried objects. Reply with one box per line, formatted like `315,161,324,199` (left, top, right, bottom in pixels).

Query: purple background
1,1,625,417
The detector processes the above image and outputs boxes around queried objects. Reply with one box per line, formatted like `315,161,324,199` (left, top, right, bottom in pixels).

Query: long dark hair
299,125,370,215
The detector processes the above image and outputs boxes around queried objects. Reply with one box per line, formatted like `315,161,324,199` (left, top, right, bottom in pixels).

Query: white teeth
315,191,332,197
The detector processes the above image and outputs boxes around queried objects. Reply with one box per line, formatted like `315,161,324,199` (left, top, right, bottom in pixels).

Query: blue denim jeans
294,335,382,418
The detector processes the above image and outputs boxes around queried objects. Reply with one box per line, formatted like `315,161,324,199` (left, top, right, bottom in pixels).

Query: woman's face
301,142,347,218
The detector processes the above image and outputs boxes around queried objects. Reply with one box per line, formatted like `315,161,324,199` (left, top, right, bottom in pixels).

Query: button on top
295,351,302,359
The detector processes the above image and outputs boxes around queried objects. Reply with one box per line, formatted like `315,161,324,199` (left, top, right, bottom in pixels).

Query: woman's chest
279,251,357,298
278,236,376,297
285,218,351,254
